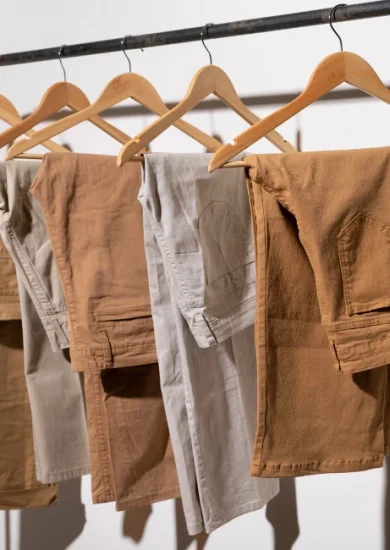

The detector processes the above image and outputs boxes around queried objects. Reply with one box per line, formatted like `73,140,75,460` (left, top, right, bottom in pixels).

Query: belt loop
98,329,113,368
51,318,69,350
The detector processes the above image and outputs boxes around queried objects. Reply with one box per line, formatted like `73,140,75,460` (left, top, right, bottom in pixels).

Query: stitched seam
91,371,113,500
198,200,255,278
338,213,390,316
5,225,54,313
252,456,382,468
260,186,269,464
33,189,83,351
145,211,198,306
338,333,390,353
329,316,390,331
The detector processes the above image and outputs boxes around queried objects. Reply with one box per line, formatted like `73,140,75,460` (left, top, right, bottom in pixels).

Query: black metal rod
0,1,389,66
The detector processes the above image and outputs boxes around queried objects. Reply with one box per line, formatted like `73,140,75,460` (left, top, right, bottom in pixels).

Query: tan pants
247,148,390,374
0,239,57,509
31,153,180,510
246,172,388,477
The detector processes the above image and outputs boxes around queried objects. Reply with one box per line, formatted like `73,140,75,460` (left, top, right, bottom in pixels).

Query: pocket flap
93,305,157,369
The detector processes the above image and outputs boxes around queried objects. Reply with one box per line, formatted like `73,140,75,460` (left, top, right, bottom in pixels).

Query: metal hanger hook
329,4,347,52
121,35,144,74
200,23,213,65
58,45,67,82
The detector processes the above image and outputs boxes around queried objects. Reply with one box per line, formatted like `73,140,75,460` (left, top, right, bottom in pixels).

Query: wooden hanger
0,94,67,153
209,52,390,171
0,81,132,151
6,72,222,160
116,64,296,167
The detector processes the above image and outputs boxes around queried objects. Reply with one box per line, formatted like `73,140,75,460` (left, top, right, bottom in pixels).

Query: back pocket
337,213,390,315
198,200,255,290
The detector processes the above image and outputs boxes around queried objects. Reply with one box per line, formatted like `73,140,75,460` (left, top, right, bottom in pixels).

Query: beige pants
0,160,90,484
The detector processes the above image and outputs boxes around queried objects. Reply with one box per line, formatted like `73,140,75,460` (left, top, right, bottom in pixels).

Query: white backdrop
0,1,389,549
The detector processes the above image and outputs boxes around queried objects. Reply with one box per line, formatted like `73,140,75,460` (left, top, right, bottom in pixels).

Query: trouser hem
250,456,383,477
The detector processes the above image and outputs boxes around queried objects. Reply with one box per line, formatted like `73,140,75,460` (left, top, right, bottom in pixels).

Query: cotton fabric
246,158,389,477
140,153,279,535
247,147,390,374
31,153,180,510
0,160,89,484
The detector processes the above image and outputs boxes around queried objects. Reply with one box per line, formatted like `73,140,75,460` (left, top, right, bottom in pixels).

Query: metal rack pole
0,1,389,66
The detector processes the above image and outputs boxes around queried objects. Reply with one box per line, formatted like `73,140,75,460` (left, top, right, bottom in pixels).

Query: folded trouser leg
247,178,387,476
101,364,179,511
247,149,390,374
31,153,180,510
83,369,115,504
141,217,205,535
142,199,279,535
20,286,90,483
0,160,90,483
0,487,57,510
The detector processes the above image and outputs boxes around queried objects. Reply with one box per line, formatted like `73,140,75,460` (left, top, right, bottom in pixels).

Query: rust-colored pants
246,171,388,477
32,153,179,510
0,239,57,509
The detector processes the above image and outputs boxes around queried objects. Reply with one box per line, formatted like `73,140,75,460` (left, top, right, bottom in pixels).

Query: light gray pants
140,153,279,535
0,160,89,483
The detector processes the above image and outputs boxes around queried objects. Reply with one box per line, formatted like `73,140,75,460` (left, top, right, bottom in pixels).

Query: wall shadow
175,499,208,550
122,505,153,544
19,478,85,550
384,457,390,549
266,478,299,550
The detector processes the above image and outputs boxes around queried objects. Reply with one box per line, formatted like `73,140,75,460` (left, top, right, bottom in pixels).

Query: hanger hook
121,35,144,74
200,23,213,65
329,4,347,52
58,45,67,82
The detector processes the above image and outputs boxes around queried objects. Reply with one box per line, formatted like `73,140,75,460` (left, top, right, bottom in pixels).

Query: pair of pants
140,154,279,535
246,156,389,477
0,160,89,484
31,153,180,510
0,237,57,509
247,147,390,374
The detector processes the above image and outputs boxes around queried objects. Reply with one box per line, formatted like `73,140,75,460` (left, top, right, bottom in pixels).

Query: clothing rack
0,1,390,66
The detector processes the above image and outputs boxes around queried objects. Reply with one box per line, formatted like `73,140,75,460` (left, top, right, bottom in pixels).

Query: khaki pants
247,148,390,374
0,160,90,484
247,170,389,477
31,153,180,510
140,154,279,535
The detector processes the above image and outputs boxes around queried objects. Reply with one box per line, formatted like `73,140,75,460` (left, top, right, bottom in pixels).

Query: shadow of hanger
266,478,300,550
122,505,153,544
19,478,85,550
384,456,390,549
175,499,208,550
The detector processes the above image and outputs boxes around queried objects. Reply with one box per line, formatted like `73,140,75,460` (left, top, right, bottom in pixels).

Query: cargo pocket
199,200,255,292
93,306,157,369
337,213,390,316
